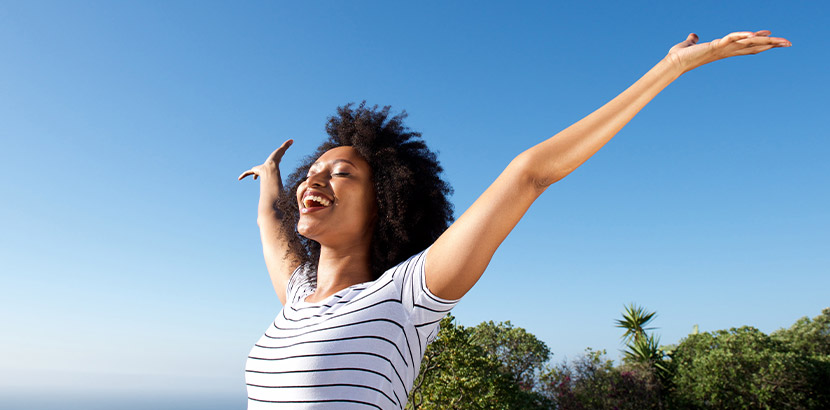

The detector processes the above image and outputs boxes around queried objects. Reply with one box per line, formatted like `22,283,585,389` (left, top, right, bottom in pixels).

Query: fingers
723,31,756,42
238,169,255,180
732,38,791,56
667,33,699,54
267,139,294,163
736,36,791,47
710,31,755,49
714,30,791,53
719,30,785,44
685,33,699,45
674,33,698,49
238,165,261,181
733,45,777,56
240,139,294,181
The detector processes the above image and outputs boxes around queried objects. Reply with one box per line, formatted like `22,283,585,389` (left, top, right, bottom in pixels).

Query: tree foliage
771,307,830,358
540,348,664,410
669,325,830,409
407,308,830,409
615,303,670,383
615,303,657,345
406,315,550,409
470,319,551,391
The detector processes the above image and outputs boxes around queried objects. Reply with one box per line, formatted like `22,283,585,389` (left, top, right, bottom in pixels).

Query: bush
407,315,550,410
668,326,829,409
409,308,830,409
540,348,664,410
771,308,830,358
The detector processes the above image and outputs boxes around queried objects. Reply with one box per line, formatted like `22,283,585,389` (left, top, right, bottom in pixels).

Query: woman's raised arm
425,30,791,301
239,139,303,305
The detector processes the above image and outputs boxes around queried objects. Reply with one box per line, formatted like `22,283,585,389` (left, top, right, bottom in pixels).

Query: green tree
410,308,830,409
406,315,550,409
771,307,830,358
669,326,828,409
470,319,551,391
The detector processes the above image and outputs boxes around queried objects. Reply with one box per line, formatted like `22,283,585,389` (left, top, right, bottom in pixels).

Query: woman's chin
297,223,332,244
296,224,317,240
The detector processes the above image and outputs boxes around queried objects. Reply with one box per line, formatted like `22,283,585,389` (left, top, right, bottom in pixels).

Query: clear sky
1,1,827,408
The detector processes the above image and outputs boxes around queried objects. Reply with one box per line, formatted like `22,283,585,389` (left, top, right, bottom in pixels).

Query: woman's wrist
658,54,688,79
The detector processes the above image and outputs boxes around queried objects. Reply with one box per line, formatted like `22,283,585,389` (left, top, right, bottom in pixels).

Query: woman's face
296,146,377,247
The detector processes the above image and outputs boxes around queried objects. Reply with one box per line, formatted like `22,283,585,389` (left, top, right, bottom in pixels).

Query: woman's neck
308,243,373,302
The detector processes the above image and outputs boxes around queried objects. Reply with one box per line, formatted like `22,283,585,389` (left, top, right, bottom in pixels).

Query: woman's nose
307,172,328,187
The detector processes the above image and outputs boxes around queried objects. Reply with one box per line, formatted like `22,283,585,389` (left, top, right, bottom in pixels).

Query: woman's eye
333,172,350,177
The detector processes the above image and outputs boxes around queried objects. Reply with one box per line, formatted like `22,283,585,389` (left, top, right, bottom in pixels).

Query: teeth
303,195,332,208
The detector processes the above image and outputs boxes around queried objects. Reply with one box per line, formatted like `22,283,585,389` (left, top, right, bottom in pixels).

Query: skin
238,139,301,305
240,30,791,305
295,146,378,303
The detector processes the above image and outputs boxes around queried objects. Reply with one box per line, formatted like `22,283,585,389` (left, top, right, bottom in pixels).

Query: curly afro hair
275,102,454,282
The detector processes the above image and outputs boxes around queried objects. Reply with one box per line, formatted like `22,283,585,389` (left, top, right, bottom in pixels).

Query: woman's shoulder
376,246,432,284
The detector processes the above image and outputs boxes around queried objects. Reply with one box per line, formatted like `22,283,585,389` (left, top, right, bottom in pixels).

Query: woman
238,31,790,409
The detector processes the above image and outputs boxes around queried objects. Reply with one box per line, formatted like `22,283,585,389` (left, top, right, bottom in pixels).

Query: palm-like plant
615,303,657,346
615,303,671,382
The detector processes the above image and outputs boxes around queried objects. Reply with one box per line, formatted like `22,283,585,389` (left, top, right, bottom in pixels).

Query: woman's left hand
666,30,791,74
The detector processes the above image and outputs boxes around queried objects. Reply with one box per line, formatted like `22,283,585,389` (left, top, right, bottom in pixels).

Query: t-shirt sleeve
394,246,461,345
285,263,313,306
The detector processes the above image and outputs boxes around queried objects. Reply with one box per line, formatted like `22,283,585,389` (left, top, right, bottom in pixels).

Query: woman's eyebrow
331,159,357,167
310,158,356,168
309,158,358,172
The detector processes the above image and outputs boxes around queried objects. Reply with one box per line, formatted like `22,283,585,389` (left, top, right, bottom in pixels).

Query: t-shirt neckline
299,279,374,306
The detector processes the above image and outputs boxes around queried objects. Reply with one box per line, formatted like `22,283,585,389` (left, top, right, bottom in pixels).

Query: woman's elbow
510,150,568,192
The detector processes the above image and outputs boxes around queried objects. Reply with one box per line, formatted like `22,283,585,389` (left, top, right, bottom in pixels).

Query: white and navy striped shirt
246,247,460,409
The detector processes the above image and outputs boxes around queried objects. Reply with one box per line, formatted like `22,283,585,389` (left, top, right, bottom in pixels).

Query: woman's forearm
525,57,684,188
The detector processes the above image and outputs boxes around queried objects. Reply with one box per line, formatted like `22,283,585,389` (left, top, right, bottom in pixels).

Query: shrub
669,326,828,409
540,348,664,410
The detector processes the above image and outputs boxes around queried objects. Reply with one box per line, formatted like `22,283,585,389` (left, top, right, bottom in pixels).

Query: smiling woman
295,147,378,277
275,104,455,290
238,103,457,409
237,30,790,409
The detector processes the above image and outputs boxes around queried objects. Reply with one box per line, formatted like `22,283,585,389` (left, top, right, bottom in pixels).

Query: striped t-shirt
245,247,460,409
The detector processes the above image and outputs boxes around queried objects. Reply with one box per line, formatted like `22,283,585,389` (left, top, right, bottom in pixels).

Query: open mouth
302,192,333,209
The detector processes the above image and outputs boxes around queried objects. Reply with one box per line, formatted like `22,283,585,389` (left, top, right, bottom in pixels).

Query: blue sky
1,1,827,408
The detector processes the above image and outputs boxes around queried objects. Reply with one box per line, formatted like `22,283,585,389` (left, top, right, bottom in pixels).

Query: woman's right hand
238,139,294,188
240,139,294,219
665,30,791,75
